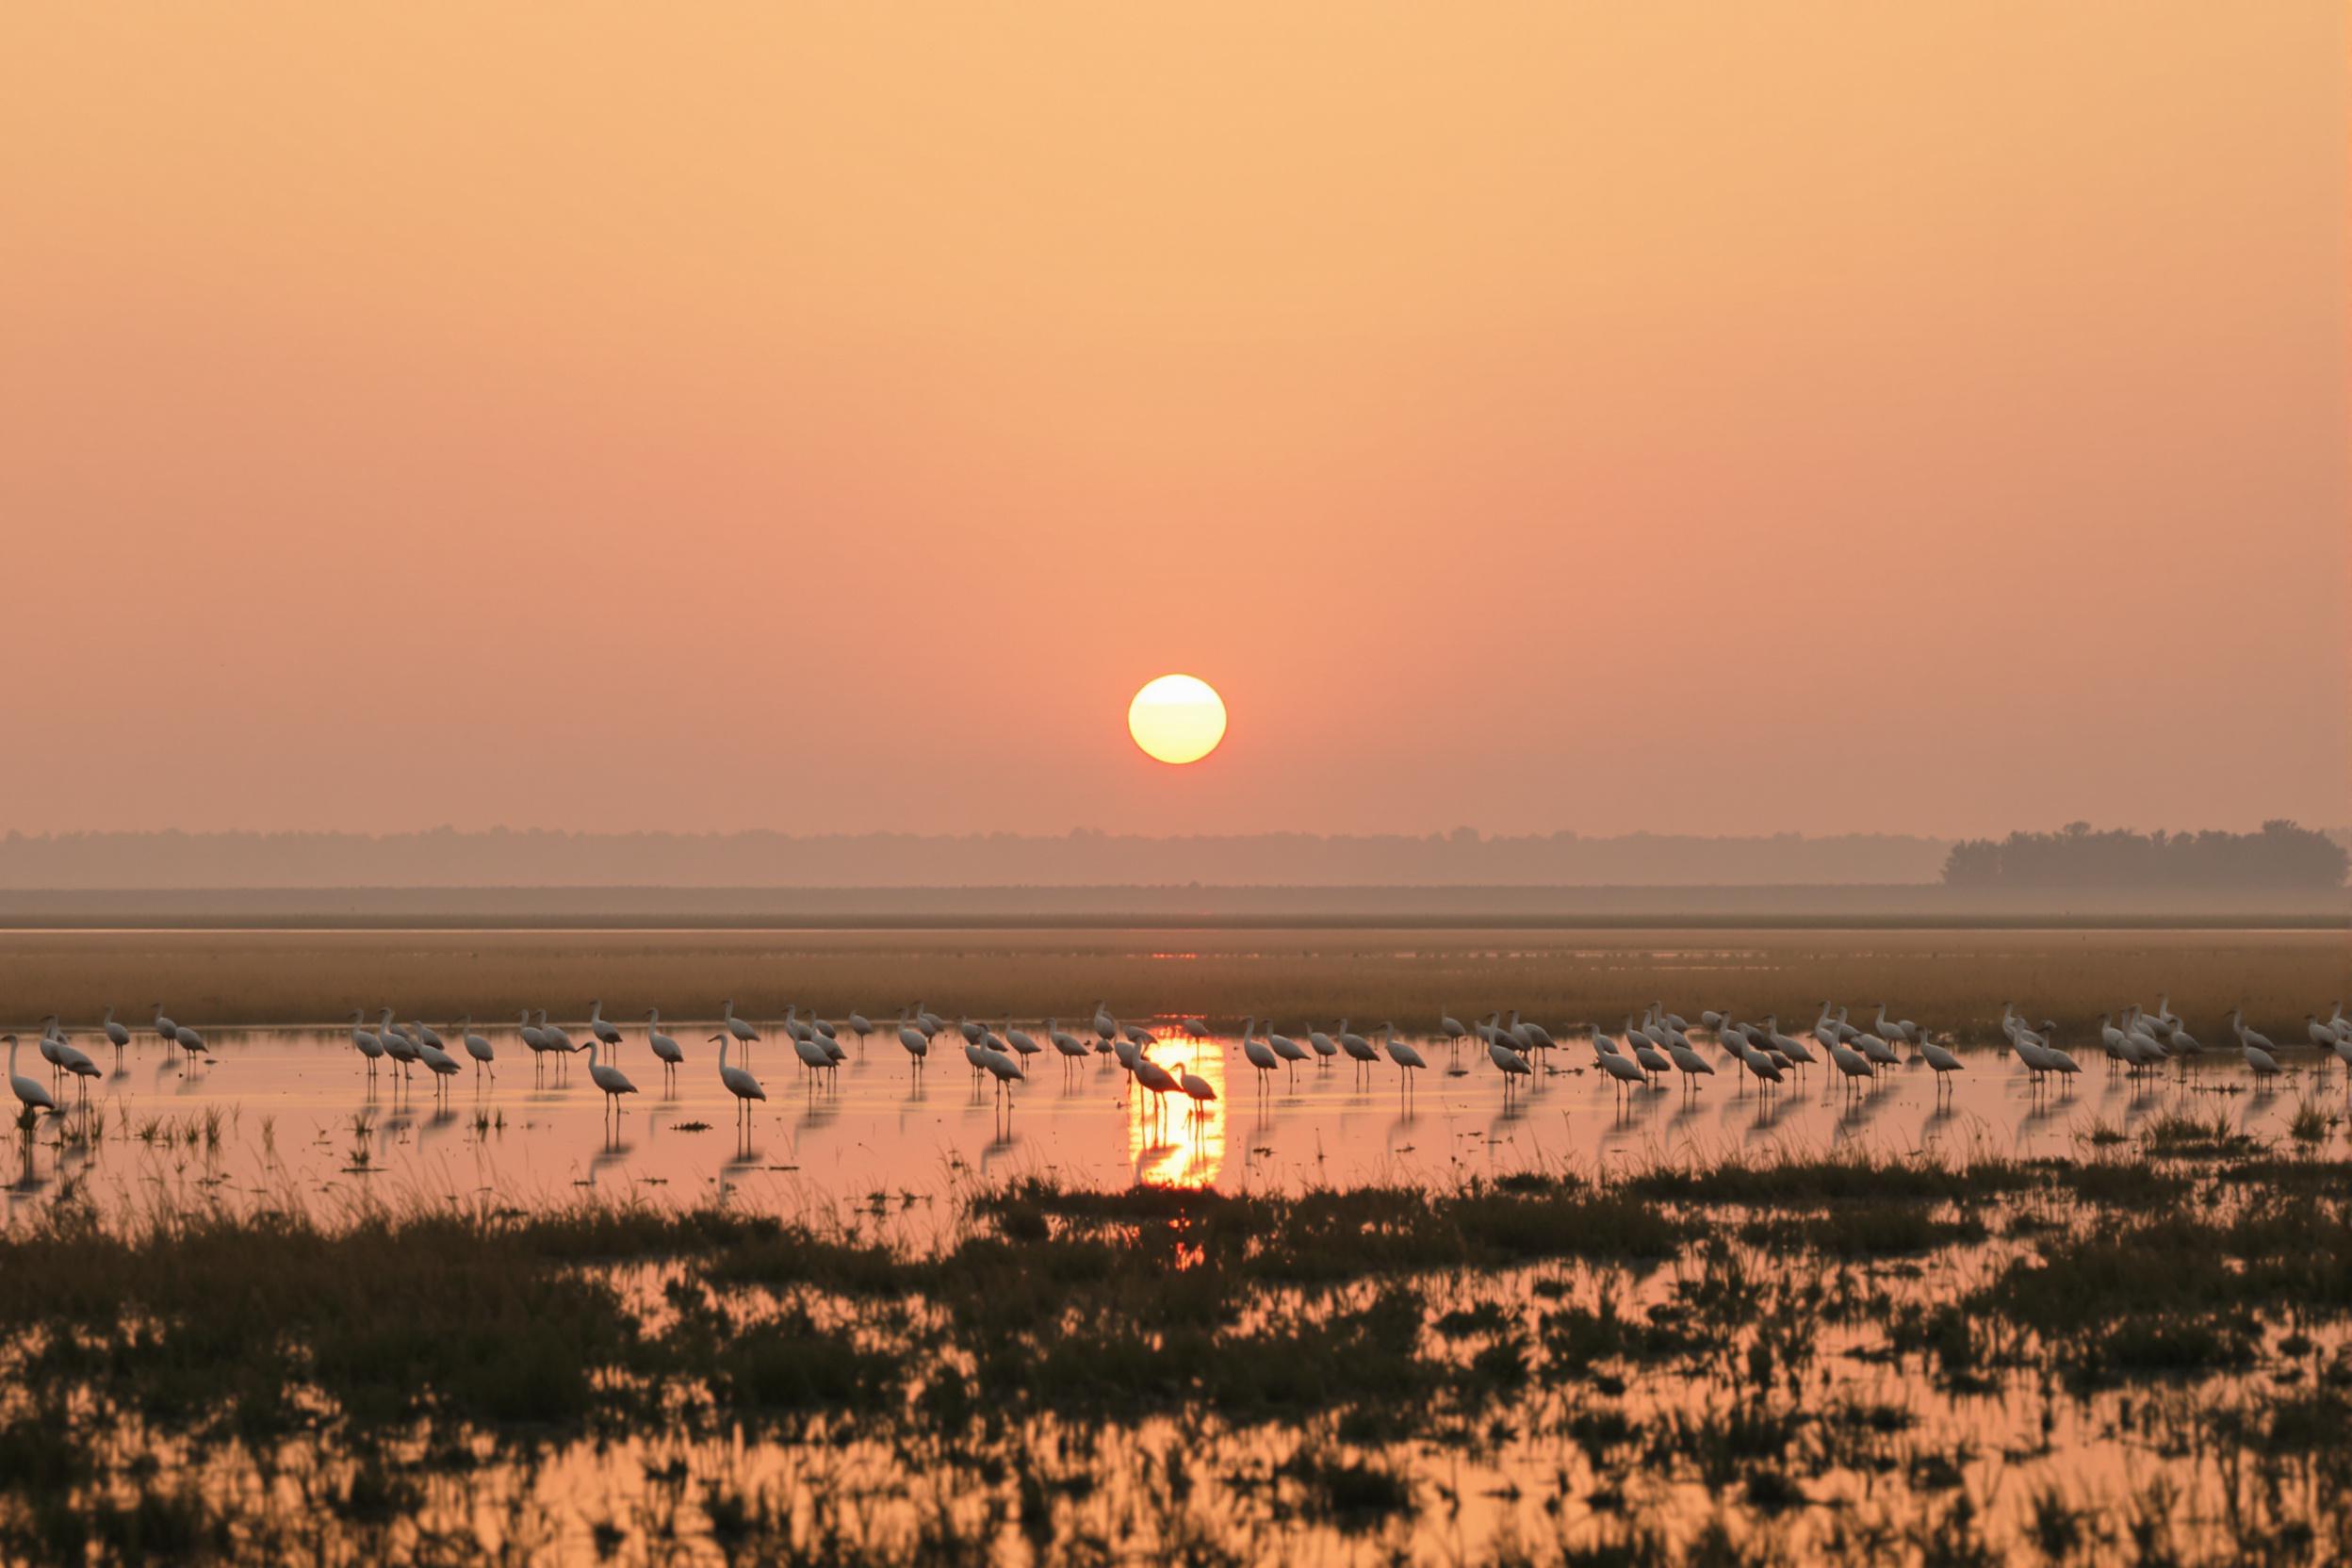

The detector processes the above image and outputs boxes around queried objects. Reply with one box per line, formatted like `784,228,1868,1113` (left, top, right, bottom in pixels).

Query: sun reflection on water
1126,1037,1226,1188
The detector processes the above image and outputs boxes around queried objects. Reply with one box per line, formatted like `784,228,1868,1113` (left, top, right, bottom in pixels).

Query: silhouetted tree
1941,822,2348,889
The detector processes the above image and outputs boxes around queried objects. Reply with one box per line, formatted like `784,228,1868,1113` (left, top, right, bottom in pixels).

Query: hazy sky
4,4,2343,838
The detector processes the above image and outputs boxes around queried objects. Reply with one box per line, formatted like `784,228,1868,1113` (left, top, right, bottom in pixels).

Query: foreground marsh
5,1140,2352,1565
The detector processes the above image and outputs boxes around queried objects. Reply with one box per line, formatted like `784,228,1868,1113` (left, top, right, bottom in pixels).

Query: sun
1128,675,1227,765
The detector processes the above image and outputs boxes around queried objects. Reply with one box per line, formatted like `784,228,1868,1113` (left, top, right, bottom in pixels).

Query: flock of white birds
8,996,2351,1128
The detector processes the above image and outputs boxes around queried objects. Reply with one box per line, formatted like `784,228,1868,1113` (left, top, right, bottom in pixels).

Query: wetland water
6,925,2351,1565
8,1014,2344,1222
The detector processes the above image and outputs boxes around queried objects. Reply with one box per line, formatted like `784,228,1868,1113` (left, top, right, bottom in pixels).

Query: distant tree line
0,827,1954,890
1941,822,2349,889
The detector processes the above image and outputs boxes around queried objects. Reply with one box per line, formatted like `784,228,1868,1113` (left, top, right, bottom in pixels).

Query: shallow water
8,1019,2336,1224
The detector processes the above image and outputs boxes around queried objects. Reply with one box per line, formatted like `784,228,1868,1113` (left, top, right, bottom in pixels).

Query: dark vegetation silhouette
0,827,1953,889
1941,821,2349,890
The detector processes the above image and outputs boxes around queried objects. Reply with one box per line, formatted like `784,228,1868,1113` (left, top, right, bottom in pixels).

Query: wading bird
5,1037,59,1120
349,1010,385,1080
708,1033,766,1129
645,1009,682,1087
1918,1037,1964,1097
720,1001,760,1068
1490,1035,1533,1101
1239,1017,1278,1095
1179,1056,1217,1119
459,1015,495,1082
588,1032,637,1125
896,1007,929,1077
1381,1023,1427,1100
1133,1053,1178,1128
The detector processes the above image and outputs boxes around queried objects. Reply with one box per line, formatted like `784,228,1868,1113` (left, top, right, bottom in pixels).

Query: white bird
1440,1010,1469,1061
980,1044,1025,1107
1005,1020,1042,1060
2229,1007,2273,1054
457,1015,495,1080
895,1007,930,1076
519,1008,553,1082
6,1036,59,1119
1873,1004,1920,1046
537,1010,576,1076
349,1010,385,1079
1594,1037,1649,1103
1133,1054,1177,1125
39,1020,99,1102
36,1019,70,1086
1239,1017,1279,1093
1338,1020,1378,1085
587,1001,624,1051
1047,1016,1091,1085
1824,1035,1874,1099
414,1019,446,1051
1630,1032,1672,1084
844,1010,874,1051
101,1006,131,1061
1765,1017,1815,1068
2099,1013,2132,1070
720,1000,761,1066
417,1036,460,1095
587,1032,638,1122
1178,1056,1217,1117
1092,1002,1119,1043
1855,1032,1901,1073
645,1009,682,1087
1666,1037,1715,1093
1307,1023,1337,1065
152,1003,179,1056
380,1008,420,1082
1380,1023,1427,1098
792,1030,834,1087
709,1033,766,1128
1489,1036,1533,1099
2242,1037,2281,1082
1266,1027,1308,1085
1918,1038,1963,1096
1739,1040,1785,1094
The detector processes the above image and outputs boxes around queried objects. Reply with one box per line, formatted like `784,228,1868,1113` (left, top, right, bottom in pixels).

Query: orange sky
2,3,2343,837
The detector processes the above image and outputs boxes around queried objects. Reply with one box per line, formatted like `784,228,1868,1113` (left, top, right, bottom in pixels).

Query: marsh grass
1,926,2340,1044
7,1143,2352,1563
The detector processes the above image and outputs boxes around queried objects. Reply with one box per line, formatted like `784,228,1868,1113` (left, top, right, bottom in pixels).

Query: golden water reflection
1126,1039,1225,1187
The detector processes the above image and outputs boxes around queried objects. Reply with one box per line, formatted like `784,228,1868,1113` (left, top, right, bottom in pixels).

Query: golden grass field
1,925,2343,1044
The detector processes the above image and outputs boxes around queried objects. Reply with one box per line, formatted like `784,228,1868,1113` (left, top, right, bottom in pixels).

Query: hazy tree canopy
1941,822,2350,889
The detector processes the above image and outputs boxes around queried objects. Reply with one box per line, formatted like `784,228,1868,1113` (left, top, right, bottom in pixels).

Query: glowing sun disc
1128,675,1227,765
